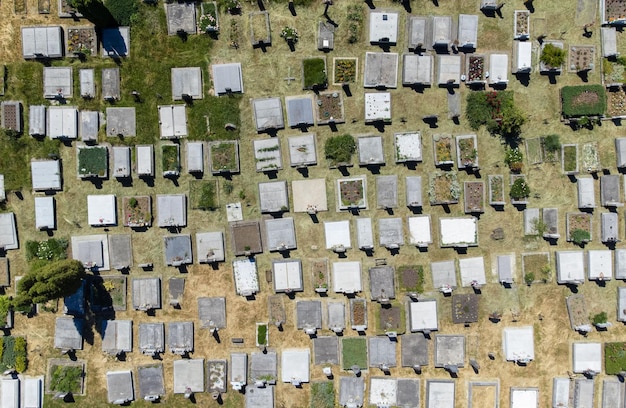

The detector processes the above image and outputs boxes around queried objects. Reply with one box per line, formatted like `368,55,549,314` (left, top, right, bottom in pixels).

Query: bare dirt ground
3,0,626,407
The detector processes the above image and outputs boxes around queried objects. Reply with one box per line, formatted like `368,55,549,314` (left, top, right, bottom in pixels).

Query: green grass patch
203,96,242,140
525,138,543,164
50,364,83,394
0,337,27,373
190,180,218,210
161,144,180,173
303,58,327,89
606,342,626,375
325,134,355,166
341,337,367,369
25,239,69,262
561,85,607,117
77,146,108,177
310,381,335,408
563,145,578,172
256,323,268,345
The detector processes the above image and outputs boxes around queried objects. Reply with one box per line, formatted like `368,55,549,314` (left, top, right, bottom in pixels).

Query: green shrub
510,178,530,200
466,91,526,139
540,43,566,68
15,356,26,373
50,365,83,393
561,85,607,117
524,272,535,285
324,134,355,165
105,0,138,26
347,5,363,43
256,324,267,345
543,134,561,153
25,239,69,262
571,229,591,245
592,311,608,325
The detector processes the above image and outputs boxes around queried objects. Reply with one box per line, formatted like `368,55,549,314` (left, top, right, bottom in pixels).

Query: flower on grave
199,13,219,31
280,26,299,42
225,0,241,11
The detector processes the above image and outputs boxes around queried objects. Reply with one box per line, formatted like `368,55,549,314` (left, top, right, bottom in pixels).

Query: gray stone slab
434,335,465,367
168,321,194,353
364,52,399,88
602,27,618,57
198,297,226,329
368,337,397,367
108,234,132,270
296,300,322,329
408,16,429,50
163,235,192,266
102,68,120,100
138,323,165,354
524,208,540,235
616,249,626,279
369,11,399,44
578,177,595,208
54,317,84,350
22,26,63,58
258,180,288,212
288,134,317,166
173,359,204,393
132,278,161,310
107,371,134,403
406,176,423,207
339,377,364,407
397,378,420,408
602,379,623,408
403,54,433,86
137,365,165,399
377,175,398,208
601,175,622,206
401,334,429,367
43,67,72,98
106,107,136,137
369,265,395,301
250,351,277,383
254,139,282,172
432,16,452,47
246,386,274,408
172,67,203,100
602,212,619,243
168,278,184,304
431,260,457,290
447,91,461,118
166,2,197,35
574,378,594,408
252,97,284,131
286,96,315,127
358,135,384,165
543,208,559,237
318,22,334,50
265,218,296,251
379,218,404,248
327,302,345,332
313,336,339,365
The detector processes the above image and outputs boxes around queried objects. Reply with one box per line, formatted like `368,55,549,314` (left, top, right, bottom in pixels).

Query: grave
503,326,534,363
288,134,317,167
71,234,109,270
553,378,571,408
0,101,21,133
232,258,259,296
139,323,165,355
556,251,585,284
163,235,192,266
513,41,532,74
324,220,351,252
601,175,622,207
171,67,203,100
356,217,374,251
358,135,385,166
510,388,538,408
198,297,226,330
230,353,247,391
332,261,362,294
401,333,429,368
370,378,397,407
230,221,262,255
543,208,560,239
156,194,186,227
101,320,133,356
108,234,132,270
166,2,197,35
286,95,315,128
327,302,345,333
251,351,277,385
21,26,63,59
369,265,395,302
31,159,61,191
318,22,334,50
158,105,187,139
272,259,303,293
379,218,404,249
314,336,339,365
207,360,227,394
87,194,117,226
80,69,95,98
29,105,46,137
434,335,465,368
168,321,194,355
601,213,619,243
136,145,154,177
339,377,364,407
132,278,161,311
186,142,203,174
459,257,486,288
173,359,204,393
395,132,422,163
406,176,423,208
431,260,457,293
253,139,282,172
252,97,284,131
364,92,391,123
452,294,479,324
602,27,618,58
426,380,455,408
168,278,184,307
80,111,99,143
137,365,165,401
106,371,134,404
402,54,433,87
407,16,428,51
572,342,601,373
102,68,120,101
296,300,322,334
292,178,327,213
258,181,288,213
364,52,399,88
54,317,84,351
337,176,368,211
437,55,461,86
196,231,225,263
601,379,622,408
246,386,274,407
489,54,509,86
497,254,515,285
43,67,72,98
588,250,612,280
35,196,55,230
440,217,478,247
102,27,130,57
457,14,478,50
369,11,399,45
47,107,77,139
212,63,244,95
281,349,310,385
408,215,432,247
432,16,453,50
106,107,136,137
409,299,438,333
377,176,398,209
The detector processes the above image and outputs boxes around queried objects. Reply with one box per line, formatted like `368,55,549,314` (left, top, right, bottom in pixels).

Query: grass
161,144,180,173
341,337,367,369
202,96,242,141
563,145,578,172
561,85,607,117
325,134,355,166
77,146,108,177
210,141,238,171
190,180,218,210
303,58,327,89
50,364,83,394
310,381,335,408
522,253,550,280
526,138,543,164
256,323,268,345
398,265,424,293
25,238,68,262
605,342,626,375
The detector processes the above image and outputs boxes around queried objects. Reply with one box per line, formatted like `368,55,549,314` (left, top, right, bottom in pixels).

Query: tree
540,43,566,69
15,259,86,307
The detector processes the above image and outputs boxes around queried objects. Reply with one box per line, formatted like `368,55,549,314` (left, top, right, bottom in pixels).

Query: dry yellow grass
3,0,626,407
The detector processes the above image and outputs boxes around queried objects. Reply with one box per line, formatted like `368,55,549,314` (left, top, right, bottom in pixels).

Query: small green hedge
561,85,606,117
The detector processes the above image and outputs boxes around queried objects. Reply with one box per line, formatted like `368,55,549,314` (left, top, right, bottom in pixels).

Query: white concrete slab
409,300,438,332
87,195,117,226
503,326,534,361
588,250,613,280
572,342,602,373
281,349,310,384
459,257,486,287
325,220,351,250
332,261,362,294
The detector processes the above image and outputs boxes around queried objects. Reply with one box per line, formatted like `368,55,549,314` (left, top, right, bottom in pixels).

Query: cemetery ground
3,0,626,407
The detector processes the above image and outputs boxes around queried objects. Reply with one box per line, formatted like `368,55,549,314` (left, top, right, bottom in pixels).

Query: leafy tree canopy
15,259,86,307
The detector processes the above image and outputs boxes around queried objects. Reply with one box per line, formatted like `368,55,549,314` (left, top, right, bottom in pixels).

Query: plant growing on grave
280,26,299,42
256,324,268,345
571,229,590,245
540,264,552,282
199,5,219,32
524,272,535,285
510,178,530,200
561,85,607,118
50,365,83,393
466,91,526,142
303,58,327,88
544,134,561,153
532,217,548,236
346,4,363,43
334,59,357,83
325,134,356,165
592,311,608,325
218,0,241,12
223,181,234,195
504,147,524,172
540,43,566,69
